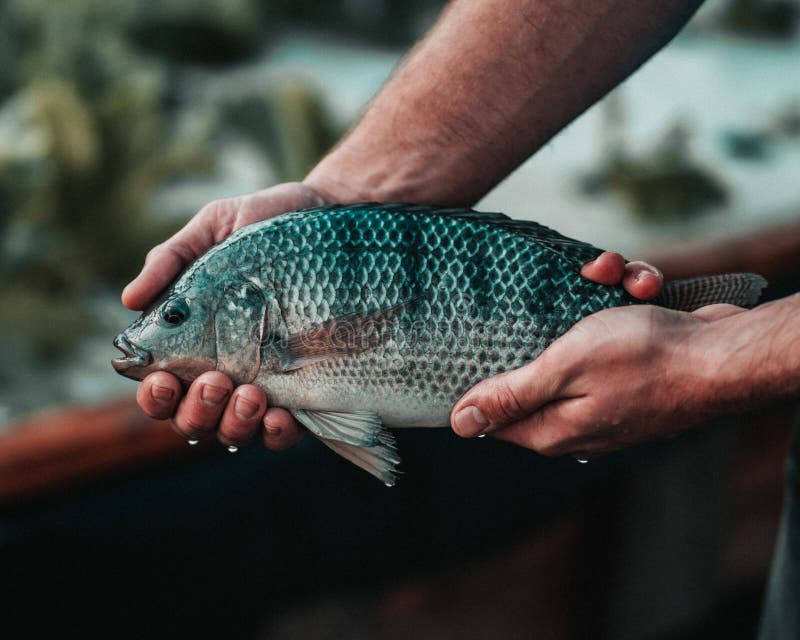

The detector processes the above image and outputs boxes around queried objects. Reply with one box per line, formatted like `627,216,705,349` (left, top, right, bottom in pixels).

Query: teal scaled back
202,202,633,346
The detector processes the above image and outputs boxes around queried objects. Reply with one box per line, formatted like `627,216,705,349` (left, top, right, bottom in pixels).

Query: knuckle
263,429,293,452
489,379,526,424
146,241,194,266
170,418,196,438
263,431,289,451
221,417,257,443
140,403,169,420
530,430,565,457
145,243,163,263
166,242,196,265
148,406,173,421
199,198,225,217
175,411,216,435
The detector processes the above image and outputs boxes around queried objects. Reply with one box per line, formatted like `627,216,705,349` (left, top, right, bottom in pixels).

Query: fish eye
161,299,190,326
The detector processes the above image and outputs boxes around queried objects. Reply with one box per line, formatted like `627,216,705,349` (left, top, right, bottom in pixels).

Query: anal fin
290,409,401,486
318,438,401,487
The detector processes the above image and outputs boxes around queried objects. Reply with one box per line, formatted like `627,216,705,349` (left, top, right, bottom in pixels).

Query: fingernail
151,384,174,402
264,421,282,438
453,405,489,437
234,396,259,420
201,384,228,406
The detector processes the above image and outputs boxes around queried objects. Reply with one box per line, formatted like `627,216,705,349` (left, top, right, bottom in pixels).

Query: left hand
448,254,730,458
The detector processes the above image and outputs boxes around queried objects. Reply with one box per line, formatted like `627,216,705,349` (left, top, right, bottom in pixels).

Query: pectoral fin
289,409,401,486
276,298,413,372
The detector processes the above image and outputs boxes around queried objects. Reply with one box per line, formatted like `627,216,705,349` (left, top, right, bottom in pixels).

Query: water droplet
188,439,199,446
576,458,589,464
227,445,238,453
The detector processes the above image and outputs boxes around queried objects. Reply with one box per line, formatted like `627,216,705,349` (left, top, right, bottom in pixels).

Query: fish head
113,262,272,386
112,282,218,384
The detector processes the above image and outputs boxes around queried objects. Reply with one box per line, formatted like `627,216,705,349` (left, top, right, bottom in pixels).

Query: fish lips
112,333,153,380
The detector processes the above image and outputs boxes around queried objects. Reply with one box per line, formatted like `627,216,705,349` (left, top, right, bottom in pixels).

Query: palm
122,182,327,311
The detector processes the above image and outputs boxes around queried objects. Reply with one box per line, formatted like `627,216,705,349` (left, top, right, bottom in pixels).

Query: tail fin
653,273,767,311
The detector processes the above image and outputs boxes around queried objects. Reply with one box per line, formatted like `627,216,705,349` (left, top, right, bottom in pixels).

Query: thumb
691,303,746,322
450,358,561,438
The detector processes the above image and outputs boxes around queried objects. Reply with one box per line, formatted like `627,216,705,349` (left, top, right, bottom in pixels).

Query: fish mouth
112,334,153,378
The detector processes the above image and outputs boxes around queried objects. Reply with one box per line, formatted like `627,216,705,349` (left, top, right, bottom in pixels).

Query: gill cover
214,281,268,385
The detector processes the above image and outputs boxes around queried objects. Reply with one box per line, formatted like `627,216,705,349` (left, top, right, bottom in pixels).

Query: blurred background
0,0,799,638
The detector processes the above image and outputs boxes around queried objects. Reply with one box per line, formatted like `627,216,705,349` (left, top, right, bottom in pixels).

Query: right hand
123,182,324,451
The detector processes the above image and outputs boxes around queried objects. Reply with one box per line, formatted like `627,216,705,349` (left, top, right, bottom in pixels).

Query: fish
112,203,767,485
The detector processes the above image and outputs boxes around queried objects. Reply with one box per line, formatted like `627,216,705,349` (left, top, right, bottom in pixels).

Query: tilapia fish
113,203,766,485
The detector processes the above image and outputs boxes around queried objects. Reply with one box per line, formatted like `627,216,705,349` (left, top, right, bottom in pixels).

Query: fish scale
114,203,767,485
242,205,628,424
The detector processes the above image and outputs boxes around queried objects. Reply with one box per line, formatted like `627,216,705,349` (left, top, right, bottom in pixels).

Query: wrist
304,132,479,207
676,321,734,421
683,303,800,417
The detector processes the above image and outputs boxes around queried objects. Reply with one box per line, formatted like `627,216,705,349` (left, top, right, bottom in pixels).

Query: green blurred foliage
721,0,799,39
125,0,265,64
0,1,219,358
722,101,800,161
220,82,340,182
580,121,729,220
263,0,445,46
0,0,343,360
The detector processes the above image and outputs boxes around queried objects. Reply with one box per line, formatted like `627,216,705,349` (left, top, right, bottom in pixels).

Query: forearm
306,0,704,206
692,295,800,417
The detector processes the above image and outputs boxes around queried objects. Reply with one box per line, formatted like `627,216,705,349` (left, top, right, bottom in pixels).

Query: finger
622,261,663,300
121,195,239,310
122,241,198,311
235,183,326,229
450,349,568,438
136,371,182,420
262,408,306,451
171,371,233,440
121,184,325,311
488,401,577,456
691,303,747,322
218,385,267,446
580,252,626,285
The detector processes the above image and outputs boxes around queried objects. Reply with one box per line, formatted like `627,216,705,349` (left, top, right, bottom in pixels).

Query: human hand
450,298,747,459
578,252,662,301
126,182,324,450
